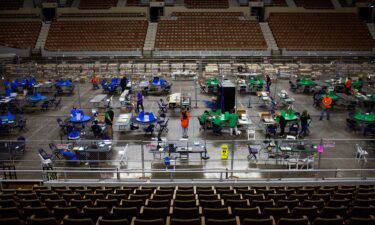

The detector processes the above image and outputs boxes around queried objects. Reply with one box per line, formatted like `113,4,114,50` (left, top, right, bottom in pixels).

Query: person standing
277,113,287,137
299,110,311,137
105,107,114,139
320,95,332,121
266,75,272,92
137,91,144,113
120,77,128,92
91,75,99,90
228,109,239,136
180,110,190,138
345,77,351,95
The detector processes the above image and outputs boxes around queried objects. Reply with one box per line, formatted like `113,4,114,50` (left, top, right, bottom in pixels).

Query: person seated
199,111,209,130
212,116,222,136
91,121,102,139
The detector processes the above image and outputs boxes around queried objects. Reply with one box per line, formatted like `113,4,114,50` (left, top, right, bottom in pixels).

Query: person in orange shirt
180,110,190,138
91,75,99,90
320,95,332,121
345,77,351,95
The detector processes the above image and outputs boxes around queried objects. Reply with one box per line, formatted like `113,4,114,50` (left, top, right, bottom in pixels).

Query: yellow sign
221,145,229,159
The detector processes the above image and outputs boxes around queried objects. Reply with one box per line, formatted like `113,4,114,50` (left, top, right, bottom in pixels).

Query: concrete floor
2,76,375,181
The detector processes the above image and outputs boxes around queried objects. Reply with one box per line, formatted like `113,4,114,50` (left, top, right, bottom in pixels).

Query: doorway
42,8,56,22
358,7,373,23
150,7,164,22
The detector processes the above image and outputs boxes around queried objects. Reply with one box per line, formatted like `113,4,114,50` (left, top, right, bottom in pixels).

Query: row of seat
45,20,148,51
268,13,375,51
59,13,145,18
171,12,243,18
0,0,23,10
294,0,334,9
0,21,41,49
78,0,117,9
270,0,288,6
155,18,266,50
184,0,229,9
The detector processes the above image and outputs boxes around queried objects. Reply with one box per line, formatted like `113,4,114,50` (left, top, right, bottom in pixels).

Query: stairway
285,0,296,7
34,23,51,52
117,0,126,7
331,0,342,8
259,22,279,51
143,22,158,51
23,0,34,8
367,23,375,40
71,0,80,7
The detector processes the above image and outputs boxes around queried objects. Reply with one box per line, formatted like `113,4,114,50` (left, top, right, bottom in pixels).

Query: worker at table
320,95,332,121
105,107,114,138
299,110,311,137
199,111,209,130
345,78,351,95
212,116,223,136
276,113,287,137
228,109,239,136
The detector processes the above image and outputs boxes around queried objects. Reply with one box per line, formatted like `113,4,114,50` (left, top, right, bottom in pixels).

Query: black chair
0,217,23,225
233,207,261,220
277,199,300,210
131,218,164,225
23,206,51,218
200,200,222,208
121,200,144,209
302,200,325,210
242,217,273,225
292,206,318,222
95,199,119,208
203,207,232,220
107,194,128,202
170,218,201,225
62,217,94,225
140,207,169,220
350,206,375,218
312,217,344,225
97,217,129,225
0,199,17,207
277,218,308,225
70,199,93,209
251,200,274,210
172,200,197,208
0,207,21,218
262,207,289,223
226,199,249,209
152,194,173,201
82,206,109,222
111,207,138,221
171,207,199,219
52,206,80,221
319,206,347,218
347,217,375,225
206,218,239,225
198,194,219,200
26,216,58,225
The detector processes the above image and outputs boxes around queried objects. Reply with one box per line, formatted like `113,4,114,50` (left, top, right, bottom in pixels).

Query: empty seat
82,206,109,222
23,206,51,218
226,199,249,209
203,207,232,220
70,199,93,209
131,218,164,225
200,200,222,208
206,218,238,225
241,217,273,225
172,199,197,208
278,217,309,225
319,206,347,218
111,207,138,221
140,207,169,220
171,207,199,219
62,217,94,225
26,216,58,225
277,199,300,209
146,200,170,208
52,206,80,221
312,217,344,225
97,217,129,225
121,200,144,209
262,207,289,223
0,217,23,225
45,199,68,209
95,199,119,208
170,218,201,225
292,206,318,222
347,217,375,225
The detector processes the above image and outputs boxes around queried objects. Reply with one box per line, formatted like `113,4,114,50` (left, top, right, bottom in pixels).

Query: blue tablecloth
135,111,157,123
56,80,73,87
0,112,15,125
28,95,48,103
70,115,91,123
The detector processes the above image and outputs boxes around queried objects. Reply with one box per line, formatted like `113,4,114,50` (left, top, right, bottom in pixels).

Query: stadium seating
0,21,41,49
78,0,117,9
126,0,141,6
171,12,244,18
0,184,374,225
45,20,148,51
294,0,334,9
0,0,23,10
155,16,267,50
268,13,375,51
185,0,229,9
59,13,145,18
270,0,288,6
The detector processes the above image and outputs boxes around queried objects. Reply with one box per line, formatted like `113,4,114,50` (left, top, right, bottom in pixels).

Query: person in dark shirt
277,113,287,137
299,110,311,137
120,77,128,92
105,107,114,138
266,75,272,92
91,120,102,139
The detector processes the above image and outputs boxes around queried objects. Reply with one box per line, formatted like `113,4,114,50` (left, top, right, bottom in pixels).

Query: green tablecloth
206,78,219,85
249,79,265,86
298,80,314,86
280,111,299,121
354,113,375,122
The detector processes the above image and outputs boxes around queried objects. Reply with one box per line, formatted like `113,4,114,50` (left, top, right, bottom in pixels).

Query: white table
172,70,197,80
90,94,107,108
114,113,132,131
119,90,130,106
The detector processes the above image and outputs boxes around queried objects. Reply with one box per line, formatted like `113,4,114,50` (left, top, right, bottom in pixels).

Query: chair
62,193,82,202
82,206,109,222
152,194,172,201
131,218,164,225
143,125,154,136
140,207,169,220
26,216,58,225
233,207,261,220
170,218,201,225
12,136,26,156
171,207,199,219
319,206,347,218
40,193,60,201
267,194,286,204
174,194,196,201
70,199,93,209
19,199,43,208
129,194,150,201
96,199,119,208
172,200,197,208
278,218,309,225
23,206,51,218
0,207,21,218
242,217,274,225
121,200,144,209
146,200,170,208
52,206,80,221
262,207,289,223
292,206,318,222
251,200,274,210
312,217,344,225
206,218,239,225
277,199,300,210
203,207,232,220
350,206,375,218
0,217,23,225
347,217,375,225
0,199,17,207
327,199,351,207
97,217,129,225
198,194,219,200
107,194,128,202
303,200,325,210
111,207,138,221
226,199,249,209
200,200,222,208
62,217,94,225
